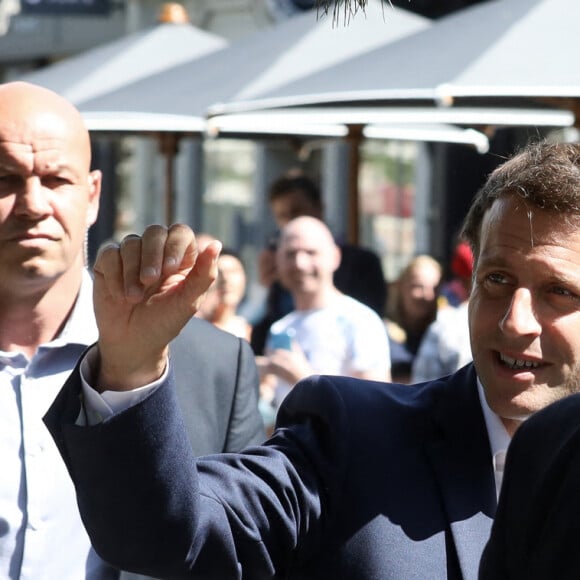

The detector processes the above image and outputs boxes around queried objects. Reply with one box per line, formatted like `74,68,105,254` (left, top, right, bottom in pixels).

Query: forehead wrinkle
0,135,74,167
479,224,580,273
0,112,90,163
0,139,34,173
502,198,578,252
0,138,34,152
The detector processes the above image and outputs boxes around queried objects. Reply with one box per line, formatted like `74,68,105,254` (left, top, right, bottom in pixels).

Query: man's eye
552,286,574,298
42,176,69,187
487,272,507,284
0,175,21,193
547,286,580,313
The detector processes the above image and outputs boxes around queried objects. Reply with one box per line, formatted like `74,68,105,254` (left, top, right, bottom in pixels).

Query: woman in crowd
384,254,442,383
197,248,252,342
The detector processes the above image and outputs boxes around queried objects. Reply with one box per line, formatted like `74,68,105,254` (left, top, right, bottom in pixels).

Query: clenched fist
92,224,221,392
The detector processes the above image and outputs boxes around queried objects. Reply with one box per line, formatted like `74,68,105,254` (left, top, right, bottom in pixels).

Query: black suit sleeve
479,393,580,580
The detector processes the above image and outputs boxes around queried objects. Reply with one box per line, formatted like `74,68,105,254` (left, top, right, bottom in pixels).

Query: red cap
451,242,474,279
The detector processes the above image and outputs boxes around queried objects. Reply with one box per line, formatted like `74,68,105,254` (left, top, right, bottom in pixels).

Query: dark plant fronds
315,0,395,26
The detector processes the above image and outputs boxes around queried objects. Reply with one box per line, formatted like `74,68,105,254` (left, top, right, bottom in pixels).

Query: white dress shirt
0,271,115,580
477,380,511,498
79,347,166,426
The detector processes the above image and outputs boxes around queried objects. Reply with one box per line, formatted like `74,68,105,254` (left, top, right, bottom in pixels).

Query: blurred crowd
193,171,474,432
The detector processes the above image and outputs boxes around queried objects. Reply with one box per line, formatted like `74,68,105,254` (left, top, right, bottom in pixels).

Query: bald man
0,82,264,580
0,81,113,579
258,216,391,411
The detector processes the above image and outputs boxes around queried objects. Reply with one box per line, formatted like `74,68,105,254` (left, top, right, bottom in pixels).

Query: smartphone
268,330,294,351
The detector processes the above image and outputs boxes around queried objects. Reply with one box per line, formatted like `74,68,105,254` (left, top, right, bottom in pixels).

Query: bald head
0,81,101,293
0,82,92,170
0,81,86,121
279,216,336,250
277,216,341,308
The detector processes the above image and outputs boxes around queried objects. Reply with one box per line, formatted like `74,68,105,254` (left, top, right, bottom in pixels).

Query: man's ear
86,170,102,227
331,244,341,273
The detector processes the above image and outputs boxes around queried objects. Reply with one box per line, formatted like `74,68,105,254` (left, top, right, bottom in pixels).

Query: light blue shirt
0,270,116,580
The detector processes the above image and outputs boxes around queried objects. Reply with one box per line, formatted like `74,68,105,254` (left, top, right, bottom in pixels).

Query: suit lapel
424,366,497,580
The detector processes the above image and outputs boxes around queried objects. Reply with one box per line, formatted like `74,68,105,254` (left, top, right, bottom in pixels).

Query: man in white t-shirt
258,216,391,410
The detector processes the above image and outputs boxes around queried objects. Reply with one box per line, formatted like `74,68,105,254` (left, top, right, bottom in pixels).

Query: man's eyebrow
477,255,502,265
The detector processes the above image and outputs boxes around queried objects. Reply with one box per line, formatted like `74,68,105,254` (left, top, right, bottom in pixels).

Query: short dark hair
220,247,243,262
462,141,580,257
268,174,323,210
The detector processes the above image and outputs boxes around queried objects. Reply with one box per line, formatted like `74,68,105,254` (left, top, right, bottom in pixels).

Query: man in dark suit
45,141,580,579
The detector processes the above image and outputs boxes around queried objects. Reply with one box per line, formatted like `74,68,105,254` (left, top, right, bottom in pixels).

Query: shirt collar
50,269,98,348
477,378,511,457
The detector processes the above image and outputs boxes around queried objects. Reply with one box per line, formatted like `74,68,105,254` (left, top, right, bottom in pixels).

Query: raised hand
92,224,221,392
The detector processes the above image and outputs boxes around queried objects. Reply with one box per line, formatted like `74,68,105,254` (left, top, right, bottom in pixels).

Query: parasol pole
158,133,179,225
345,124,364,245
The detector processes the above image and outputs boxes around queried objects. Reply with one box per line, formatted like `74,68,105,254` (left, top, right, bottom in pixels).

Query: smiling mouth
499,353,541,370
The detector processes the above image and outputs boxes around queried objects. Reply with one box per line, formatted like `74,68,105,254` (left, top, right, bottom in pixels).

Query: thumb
181,240,222,314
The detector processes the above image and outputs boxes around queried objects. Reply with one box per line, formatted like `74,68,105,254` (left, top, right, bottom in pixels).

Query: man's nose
13,178,52,218
294,251,310,269
499,288,541,337
421,286,437,301
412,286,435,303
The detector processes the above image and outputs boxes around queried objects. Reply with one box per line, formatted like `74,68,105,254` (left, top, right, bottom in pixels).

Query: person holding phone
256,216,391,418
251,173,387,355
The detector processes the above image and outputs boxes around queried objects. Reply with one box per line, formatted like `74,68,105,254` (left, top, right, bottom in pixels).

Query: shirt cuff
78,345,168,426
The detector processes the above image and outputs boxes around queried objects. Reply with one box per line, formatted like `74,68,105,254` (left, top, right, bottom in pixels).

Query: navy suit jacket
480,392,580,580
46,363,496,580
